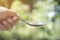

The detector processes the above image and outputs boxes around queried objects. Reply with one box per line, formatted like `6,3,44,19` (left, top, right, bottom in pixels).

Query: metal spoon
20,18,47,26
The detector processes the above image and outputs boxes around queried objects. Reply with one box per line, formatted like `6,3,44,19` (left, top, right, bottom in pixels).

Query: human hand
0,7,19,31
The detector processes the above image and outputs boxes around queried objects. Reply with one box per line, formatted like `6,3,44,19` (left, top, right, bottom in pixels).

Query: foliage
0,0,60,40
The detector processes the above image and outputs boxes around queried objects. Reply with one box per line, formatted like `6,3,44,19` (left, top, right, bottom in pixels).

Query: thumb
7,10,19,18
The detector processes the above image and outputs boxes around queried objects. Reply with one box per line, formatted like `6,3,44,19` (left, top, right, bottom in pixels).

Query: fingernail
13,16,19,22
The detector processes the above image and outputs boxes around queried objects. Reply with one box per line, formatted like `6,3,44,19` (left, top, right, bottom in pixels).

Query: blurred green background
0,0,60,40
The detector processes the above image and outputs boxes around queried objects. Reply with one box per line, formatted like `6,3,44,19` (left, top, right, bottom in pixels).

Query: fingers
7,18,16,26
0,24,7,31
0,16,19,31
2,20,13,30
0,7,19,31
7,10,19,18
13,16,19,22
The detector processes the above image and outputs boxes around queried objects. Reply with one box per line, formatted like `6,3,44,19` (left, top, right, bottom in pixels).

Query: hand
0,7,19,31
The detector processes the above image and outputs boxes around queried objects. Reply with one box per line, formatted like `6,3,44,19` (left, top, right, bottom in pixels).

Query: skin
0,6,19,31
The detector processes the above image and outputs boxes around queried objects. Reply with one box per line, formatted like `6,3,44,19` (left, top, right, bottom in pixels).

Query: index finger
6,10,19,18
